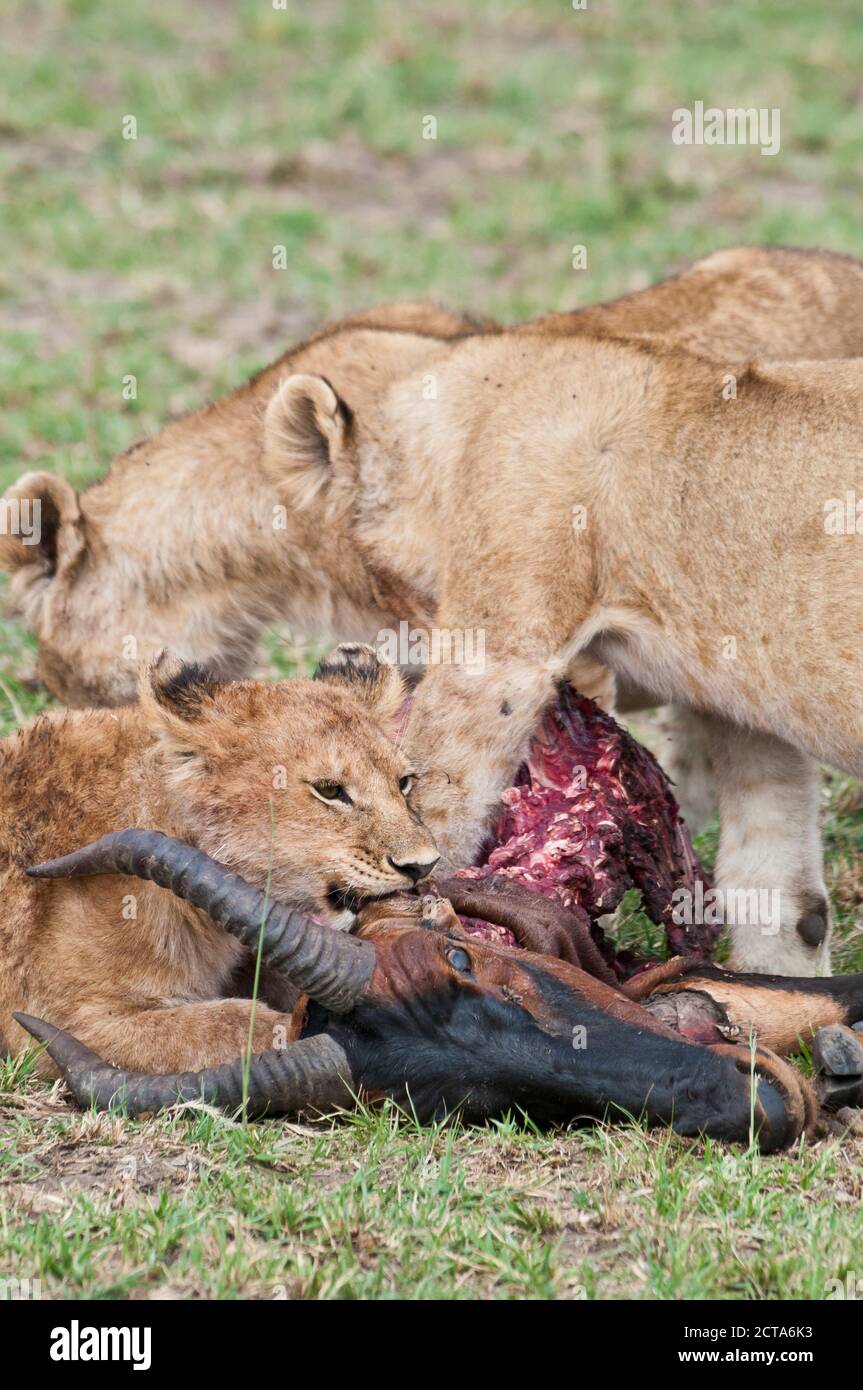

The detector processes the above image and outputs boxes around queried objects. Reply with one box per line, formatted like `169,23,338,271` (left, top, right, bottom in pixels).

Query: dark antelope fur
16,829,863,1153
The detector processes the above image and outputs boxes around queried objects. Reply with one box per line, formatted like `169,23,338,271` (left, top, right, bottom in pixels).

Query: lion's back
0,708,139,869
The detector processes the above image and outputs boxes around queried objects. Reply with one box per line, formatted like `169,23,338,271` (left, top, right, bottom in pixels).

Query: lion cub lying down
0,644,438,1074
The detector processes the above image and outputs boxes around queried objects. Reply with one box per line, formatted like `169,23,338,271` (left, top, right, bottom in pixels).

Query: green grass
2,0,863,1301
4,1094,863,1300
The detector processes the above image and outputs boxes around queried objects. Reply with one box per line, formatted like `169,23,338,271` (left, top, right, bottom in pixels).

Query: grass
4,1091,863,1301
2,0,863,1301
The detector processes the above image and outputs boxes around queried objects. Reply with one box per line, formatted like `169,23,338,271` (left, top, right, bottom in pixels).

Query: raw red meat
453,685,716,978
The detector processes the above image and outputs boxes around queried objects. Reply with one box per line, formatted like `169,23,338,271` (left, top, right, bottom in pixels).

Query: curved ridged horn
14,1012,355,1119
26,829,374,1014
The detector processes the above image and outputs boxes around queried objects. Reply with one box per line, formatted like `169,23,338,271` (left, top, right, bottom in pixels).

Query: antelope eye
399,774,414,796
447,946,472,974
311,782,352,806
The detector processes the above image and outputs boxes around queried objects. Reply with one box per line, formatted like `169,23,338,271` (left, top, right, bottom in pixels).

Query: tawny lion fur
5,245,863,975
0,645,438,1072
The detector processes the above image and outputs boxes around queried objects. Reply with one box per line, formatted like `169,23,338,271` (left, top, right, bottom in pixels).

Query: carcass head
15,831,809,1153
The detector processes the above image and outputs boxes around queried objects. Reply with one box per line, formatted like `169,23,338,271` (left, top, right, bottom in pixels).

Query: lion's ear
0,471,83,577
140,652,223,766
263,373,352,505
142,651,222,719
314,643,406,722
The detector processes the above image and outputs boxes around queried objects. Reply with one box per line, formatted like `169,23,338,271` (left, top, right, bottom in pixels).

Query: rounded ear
313,643,406,722
139,652,223,769
262,374,352,506
0,471,83,577
141,651,221,720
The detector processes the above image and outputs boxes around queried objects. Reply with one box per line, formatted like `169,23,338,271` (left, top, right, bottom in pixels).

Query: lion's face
0,469,361,710
0,316,467,710
144,644,439,927
29,562,267,709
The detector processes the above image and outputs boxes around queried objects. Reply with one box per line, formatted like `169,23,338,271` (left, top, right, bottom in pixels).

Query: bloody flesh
453,686,715,977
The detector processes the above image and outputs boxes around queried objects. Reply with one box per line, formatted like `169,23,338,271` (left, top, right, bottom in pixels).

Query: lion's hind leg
10,997,296,1078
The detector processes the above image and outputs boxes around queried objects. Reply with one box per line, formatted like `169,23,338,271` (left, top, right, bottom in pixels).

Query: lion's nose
388,853,440,884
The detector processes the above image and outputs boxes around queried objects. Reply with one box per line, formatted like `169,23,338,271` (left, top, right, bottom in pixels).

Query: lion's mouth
325,884,399,917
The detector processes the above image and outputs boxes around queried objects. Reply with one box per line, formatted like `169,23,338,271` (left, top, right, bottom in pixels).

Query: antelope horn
26,829,374,1014
13,1012,355,1118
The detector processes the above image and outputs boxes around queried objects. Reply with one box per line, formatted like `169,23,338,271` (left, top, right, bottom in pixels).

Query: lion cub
0,644,438,1074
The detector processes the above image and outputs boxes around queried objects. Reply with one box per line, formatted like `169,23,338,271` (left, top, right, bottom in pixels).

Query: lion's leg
701,716,829,976
11,998,295,1076
655,706,718,835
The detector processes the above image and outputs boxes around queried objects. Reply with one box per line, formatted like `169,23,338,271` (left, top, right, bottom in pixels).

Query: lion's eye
446,946,472,974
311,782,352,806
399,774,413,796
